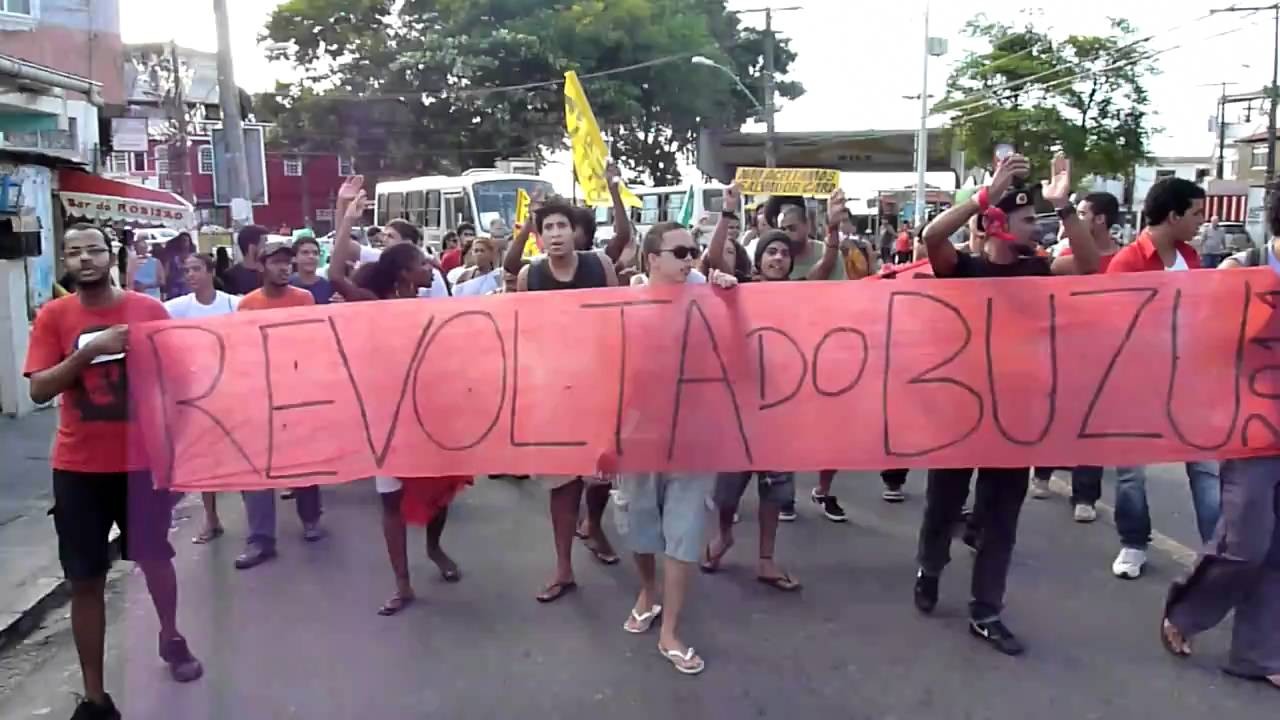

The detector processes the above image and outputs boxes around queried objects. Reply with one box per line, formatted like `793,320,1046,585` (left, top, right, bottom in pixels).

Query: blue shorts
713,471,796,509
612,473,714,564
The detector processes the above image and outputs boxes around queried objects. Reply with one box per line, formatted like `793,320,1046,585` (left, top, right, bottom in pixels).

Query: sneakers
913,571,939,614
159,633,204,683
302,522,327,542
810,488,847,522
778,502,797,522
970,618,1025,656
234,543,277,570
882,486,906,503
70,695,120,720
1073,504,1097,523
1030,476,1052,499
1112,547,1147,579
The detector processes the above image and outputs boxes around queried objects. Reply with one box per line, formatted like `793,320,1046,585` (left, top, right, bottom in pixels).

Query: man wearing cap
910,152,1100,656
234,239,327,570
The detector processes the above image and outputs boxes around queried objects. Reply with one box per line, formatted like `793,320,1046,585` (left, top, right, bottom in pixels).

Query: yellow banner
733,167,841,196
515,188,531,227
564,71,641,208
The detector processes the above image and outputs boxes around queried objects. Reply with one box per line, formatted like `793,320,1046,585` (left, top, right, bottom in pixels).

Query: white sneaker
1112,547,1147,579
1030,477,1052,499
1073,504,1097,523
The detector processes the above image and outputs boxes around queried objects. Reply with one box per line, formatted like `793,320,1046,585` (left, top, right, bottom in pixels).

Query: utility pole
914,2,947,228
213,0,253,227
1218,82,1228,179
732,6,801,168
1212,4,1280,233
168,41,189,202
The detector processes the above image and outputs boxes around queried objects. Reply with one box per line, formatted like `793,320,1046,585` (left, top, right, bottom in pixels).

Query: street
0,461,1275,719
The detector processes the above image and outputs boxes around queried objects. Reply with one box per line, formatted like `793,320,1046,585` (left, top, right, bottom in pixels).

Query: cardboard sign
129,270,1280,491
733,167,840,196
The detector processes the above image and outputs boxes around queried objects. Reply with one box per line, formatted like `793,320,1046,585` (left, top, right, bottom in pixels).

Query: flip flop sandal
377,595,414,617
191,527,224,544
439,566,462,583
582,538,620,565
657,645,705,675
700,542,729,574
536,580,578,603
756,574,802,592
623,605,663,634
1159,618,1191,658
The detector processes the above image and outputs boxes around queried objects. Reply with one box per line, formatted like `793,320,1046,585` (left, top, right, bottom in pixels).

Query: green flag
678,185,695,226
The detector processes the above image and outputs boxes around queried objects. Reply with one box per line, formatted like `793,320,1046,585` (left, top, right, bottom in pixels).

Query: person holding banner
911,151,1100,656
613,221,738,676
1104,177,1221,580
766,195,847,282
516,200,621,602
25,224,204,720
330,180,470,615
1159,192,1280,691
702,228,804,590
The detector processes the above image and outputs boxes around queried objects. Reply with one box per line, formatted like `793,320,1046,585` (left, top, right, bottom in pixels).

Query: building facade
0,0,124,105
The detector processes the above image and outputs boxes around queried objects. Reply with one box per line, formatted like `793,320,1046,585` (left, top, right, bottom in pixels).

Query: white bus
374,170,555,250
594,182,727,246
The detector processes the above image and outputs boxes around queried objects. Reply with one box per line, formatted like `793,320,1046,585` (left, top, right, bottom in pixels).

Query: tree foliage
937,15,1157,184
257,0,803,184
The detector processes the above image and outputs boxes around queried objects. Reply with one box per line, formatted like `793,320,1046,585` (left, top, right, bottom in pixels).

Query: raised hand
989,153,1030,204
337,175,364,207
723,183,742,212
344,189,368,220
1041,152,1072,209
605,161,622,188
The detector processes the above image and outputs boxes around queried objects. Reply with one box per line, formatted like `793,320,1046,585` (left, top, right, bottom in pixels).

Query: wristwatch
721,209,738,218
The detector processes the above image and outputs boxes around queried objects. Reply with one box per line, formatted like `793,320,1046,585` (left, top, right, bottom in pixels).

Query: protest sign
734,167,841,196
129,270,1280,491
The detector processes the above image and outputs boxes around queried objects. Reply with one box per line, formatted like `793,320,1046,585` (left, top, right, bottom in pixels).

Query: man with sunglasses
911,152,1100,656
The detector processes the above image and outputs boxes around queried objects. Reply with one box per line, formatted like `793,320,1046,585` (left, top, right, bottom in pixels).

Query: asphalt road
0,469,1275,720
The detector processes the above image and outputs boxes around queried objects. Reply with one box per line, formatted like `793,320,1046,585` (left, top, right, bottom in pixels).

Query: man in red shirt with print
1104,177,1221,580
25,224,202,720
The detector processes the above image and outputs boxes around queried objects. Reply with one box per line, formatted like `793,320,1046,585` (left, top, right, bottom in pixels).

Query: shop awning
57,169,195,229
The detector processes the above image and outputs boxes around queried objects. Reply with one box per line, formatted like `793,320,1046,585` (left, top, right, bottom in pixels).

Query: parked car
1197,221,1253,251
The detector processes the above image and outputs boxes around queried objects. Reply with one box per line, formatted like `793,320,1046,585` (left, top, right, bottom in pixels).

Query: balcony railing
0,128,82,158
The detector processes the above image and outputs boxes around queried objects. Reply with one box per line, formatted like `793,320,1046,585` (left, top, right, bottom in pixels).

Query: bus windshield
474,179,556,229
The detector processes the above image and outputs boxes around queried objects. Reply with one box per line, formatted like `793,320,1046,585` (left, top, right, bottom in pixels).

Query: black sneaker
159,633,204,683
810,488,848,522
913,571,939,614
70,694,120,720
969,618,1025,656
882,486,906,503
778,502,797,522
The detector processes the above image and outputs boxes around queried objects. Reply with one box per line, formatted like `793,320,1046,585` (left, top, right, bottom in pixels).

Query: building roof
1236,130,1275,144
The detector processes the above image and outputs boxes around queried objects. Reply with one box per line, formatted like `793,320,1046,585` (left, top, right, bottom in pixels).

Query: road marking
1043,475,1197,568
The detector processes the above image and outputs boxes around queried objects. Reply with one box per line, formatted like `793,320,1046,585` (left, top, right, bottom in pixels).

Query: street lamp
914,1,948,228
692,55,774,167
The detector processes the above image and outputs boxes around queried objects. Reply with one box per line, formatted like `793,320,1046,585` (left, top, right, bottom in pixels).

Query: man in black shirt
911,152,1099,656
221,225,268,295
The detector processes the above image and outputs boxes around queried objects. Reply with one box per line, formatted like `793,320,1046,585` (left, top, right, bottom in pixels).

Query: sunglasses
660,246,699,260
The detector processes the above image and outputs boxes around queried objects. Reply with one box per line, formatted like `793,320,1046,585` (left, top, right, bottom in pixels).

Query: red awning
57,169,195,229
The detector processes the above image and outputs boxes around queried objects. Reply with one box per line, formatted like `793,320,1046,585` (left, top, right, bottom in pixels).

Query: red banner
129,269,1280,491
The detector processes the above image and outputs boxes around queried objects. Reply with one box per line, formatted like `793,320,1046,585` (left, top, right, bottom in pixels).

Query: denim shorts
713,471,796,509
612,473,714,564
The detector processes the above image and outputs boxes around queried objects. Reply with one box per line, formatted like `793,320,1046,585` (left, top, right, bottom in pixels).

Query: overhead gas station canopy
696,128,960,184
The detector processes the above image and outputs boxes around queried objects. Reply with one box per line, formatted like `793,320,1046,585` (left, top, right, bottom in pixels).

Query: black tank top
527,251,608,291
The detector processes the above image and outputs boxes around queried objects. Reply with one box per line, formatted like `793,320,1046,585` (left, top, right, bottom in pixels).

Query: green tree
258,0,802,184
937,15,1156,185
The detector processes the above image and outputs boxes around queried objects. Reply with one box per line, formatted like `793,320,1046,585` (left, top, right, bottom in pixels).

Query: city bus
594,182,727,246
374,170,555,250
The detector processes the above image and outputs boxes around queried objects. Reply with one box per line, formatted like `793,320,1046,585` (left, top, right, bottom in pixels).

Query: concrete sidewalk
0,409,62,650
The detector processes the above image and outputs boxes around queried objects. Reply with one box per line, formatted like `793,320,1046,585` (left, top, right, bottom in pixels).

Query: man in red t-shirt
24,223,202,720
233,240,324,571
1103,177,1220,581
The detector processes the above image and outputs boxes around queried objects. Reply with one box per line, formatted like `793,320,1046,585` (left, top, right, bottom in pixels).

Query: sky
122,0,1276,197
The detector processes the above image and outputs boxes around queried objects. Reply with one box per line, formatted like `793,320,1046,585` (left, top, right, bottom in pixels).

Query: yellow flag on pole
564,71,641,208
515,188,543,257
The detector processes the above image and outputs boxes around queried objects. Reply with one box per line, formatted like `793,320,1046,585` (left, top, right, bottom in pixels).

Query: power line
936,15,1261,121
933,11,1239,116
